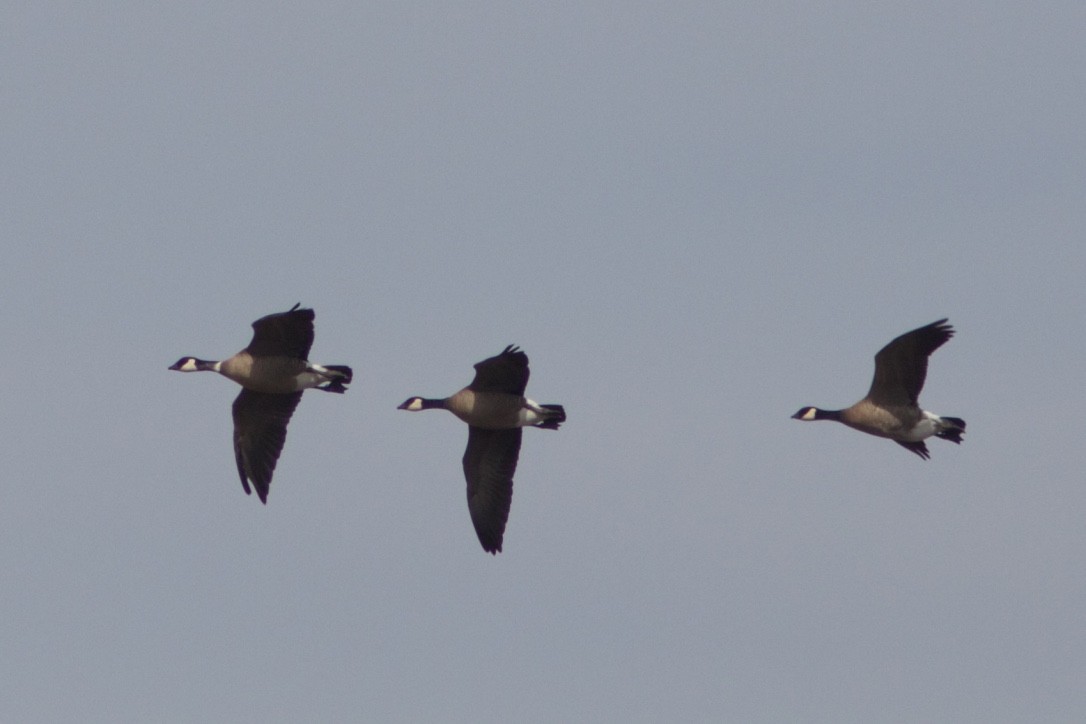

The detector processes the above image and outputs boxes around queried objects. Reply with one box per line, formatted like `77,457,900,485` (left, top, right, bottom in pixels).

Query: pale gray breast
221,353,307,393
841,400,921,439
446,389,524,429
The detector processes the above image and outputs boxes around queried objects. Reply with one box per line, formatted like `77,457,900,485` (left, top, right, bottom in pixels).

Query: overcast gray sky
3,2,1084,721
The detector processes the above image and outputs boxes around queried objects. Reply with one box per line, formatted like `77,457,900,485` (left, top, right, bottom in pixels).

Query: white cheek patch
407,398,424,411
180,358,199,372
802,408,817,421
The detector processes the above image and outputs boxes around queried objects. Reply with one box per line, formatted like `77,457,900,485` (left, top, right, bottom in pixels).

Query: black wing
468,345,529,395
246,303,315,360
896,440,931,460
463,426,522,553
867,319,954,407
231,389,303,503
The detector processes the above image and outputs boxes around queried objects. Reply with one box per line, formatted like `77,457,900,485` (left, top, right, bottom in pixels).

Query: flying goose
398,345,565,554
169,303,352,502
792,319,965,459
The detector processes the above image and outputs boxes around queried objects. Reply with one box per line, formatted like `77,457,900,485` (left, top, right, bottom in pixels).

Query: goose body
398,345,565,554
169,303,352,502
792,319,965,459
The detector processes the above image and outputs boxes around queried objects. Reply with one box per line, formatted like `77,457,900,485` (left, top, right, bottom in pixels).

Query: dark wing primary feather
232,389,303,503
866,319,954,407
463,426,522,553
468,345,530,395
246,303,315,360
896,440,931,460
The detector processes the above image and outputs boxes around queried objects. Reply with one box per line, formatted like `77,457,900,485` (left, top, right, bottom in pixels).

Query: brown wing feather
463,426,522,553
246,303,315,360
866,319,954,407
468,345,529,395
231,389,303,503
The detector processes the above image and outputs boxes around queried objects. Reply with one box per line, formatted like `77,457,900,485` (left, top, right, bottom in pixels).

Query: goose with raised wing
169,303,352,502
792,319,965,459
399,345,565,553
